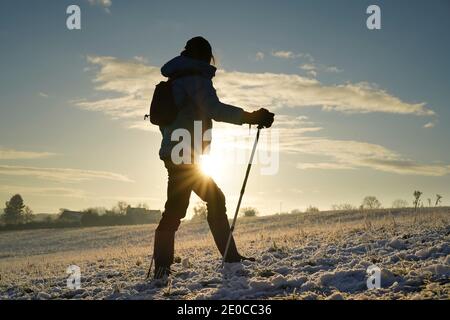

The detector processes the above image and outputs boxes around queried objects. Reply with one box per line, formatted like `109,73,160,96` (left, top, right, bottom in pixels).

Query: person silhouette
153,36,274,279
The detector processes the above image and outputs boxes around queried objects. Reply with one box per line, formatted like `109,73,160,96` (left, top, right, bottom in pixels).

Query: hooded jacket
158,55,244,162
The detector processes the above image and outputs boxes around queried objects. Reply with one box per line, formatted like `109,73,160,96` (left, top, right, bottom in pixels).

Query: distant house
126,207,161,224
33,213,57,222
59,210,83,223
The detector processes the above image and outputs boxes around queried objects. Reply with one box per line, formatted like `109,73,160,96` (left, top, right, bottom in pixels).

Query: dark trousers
157,161,227,231
155,160,240,263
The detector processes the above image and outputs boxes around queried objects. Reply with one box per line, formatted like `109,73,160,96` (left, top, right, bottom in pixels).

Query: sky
0,0,449,215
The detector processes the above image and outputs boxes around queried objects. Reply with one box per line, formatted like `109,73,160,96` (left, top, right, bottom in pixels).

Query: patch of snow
37,292,51,300
326,292,345,300
319,270,366,293
388,238,407,250
423,264,450,277
1,210,448,300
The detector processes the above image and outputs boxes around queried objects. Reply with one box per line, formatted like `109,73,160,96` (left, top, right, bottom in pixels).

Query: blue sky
1,0,449,214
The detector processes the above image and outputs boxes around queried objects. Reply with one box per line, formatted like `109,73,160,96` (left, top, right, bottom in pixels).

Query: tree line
1,191,445,231
0,195,161,231
329,192,443,212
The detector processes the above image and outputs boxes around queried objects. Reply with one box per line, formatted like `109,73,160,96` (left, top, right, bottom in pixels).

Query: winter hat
181,36,214,64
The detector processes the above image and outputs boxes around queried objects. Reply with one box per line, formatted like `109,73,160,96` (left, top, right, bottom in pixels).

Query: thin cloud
363,158,450,176
77,55,435,128
87,0,112,13
297,162,355,170
38,92,49,98
271,50,343,76
272,51,342,78
0,185,87,198
88,0,112,7
277,116,449,177
300,63,316,71
274,114,318,128
271,50,314,61
423,122,435,129
76,55,161,121
272,50,342,70
255,52,265,61
215,71,434,116
292,135,450,176
0,165,132,183
127,121,160,132
0,147,55,160
96,195,159,203
307,70,317,78
325,66,342,73
271,50,303,59
133,56,149,63
299,63,342,78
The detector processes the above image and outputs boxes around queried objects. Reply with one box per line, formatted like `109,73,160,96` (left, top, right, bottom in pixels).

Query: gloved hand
242,108,274,128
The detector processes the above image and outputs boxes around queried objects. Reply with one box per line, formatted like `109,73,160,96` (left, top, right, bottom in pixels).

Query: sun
199,155,222,179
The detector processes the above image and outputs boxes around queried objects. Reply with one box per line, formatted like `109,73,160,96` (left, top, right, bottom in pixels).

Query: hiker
153,36,274,279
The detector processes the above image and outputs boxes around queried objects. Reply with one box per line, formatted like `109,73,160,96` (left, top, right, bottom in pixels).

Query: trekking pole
145,255,154,280
222,126,262,268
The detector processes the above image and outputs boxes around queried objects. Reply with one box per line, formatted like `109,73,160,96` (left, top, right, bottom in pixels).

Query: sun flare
199,155,222,179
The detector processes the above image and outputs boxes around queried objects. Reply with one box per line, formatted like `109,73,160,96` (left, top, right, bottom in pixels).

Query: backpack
145,70,202,126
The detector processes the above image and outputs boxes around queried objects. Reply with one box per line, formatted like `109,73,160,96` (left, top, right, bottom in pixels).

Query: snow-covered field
1,208,449,300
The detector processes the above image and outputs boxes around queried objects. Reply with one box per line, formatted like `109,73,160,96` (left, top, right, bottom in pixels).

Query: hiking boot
239,255,256,262
154,266,171,280
207,214,242,262
224,254,256,263
153,229,175,279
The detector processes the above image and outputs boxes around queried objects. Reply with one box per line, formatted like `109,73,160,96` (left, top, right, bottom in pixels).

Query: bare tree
331,203,356,211
305,206,320,213
192,202,207,221
413,190,422,211
23,206,34,223
391,199,409,208
435,194,443,207
137,203,149,209
241,207,258,217
116,201,129,215
361,196,382,209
